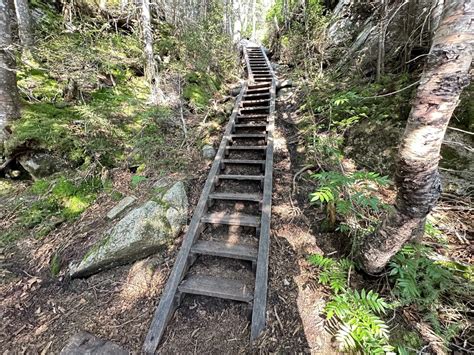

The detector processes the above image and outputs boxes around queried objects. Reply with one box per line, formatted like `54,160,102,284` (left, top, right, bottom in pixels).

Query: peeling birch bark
358,0,473,274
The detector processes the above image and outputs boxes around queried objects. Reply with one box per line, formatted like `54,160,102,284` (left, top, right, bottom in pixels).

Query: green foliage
389,245,454,307
389,244,473,345
131,175,148,188
183,71,221,110
20,176,101,230
309,255,393,353
310,170,390,234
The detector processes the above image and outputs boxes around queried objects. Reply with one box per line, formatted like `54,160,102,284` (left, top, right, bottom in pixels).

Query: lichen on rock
69,181,187,278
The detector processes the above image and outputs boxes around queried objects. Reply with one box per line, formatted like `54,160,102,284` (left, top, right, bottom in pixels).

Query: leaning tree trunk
358,0,473,274
140,0,164,105
14,0,34,52
0,0,20,147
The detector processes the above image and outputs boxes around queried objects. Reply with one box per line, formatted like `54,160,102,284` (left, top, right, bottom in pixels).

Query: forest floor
1,57,473,353
0,62,340,353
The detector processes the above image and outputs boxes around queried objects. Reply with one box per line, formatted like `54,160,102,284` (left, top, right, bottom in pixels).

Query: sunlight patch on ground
118,259,165,302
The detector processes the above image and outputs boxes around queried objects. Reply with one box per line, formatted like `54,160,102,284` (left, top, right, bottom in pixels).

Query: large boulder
18,152,69,179
69,181,187,278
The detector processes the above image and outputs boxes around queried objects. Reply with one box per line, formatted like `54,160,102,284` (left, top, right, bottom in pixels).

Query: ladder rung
201,212,260,227
217,174,264,182
226,145,266,151
234,123,267,129
230,134,266,139
191,240,258,261
209,192,262,202
221,159,265,165
179,275,253,303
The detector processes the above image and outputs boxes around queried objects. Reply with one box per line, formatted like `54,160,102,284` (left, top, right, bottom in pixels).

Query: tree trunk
232,0,241,43
0,0,20,147
358,0,473,274
13,0,33,52
140,0,164,104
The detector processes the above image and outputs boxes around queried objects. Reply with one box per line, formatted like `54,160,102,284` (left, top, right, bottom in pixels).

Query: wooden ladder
143,45,275,354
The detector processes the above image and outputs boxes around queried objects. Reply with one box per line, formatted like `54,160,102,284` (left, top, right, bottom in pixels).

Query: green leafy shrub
310,170,390,234
309,255,394,353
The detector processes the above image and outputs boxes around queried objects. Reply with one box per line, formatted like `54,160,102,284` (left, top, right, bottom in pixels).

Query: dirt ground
0,73,338,354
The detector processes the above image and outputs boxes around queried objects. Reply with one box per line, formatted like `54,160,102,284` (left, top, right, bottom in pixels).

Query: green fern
309,254,394,353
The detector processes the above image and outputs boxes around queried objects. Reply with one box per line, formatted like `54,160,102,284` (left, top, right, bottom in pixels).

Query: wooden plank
217,174,264,181
201,212,260,227
250,48,276,341
230,134,266,139
237,114,268,119
222,159,265,165
142,83,247,354
191,240,258,261
247,83,270,89
226,145,266,151
243,93,270,99
240,107,270,114
233,123,267,129
179,275,253,303
209,192,262,202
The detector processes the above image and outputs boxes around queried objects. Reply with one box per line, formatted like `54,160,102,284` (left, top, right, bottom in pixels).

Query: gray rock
18,152,68,179
106,196,137,220
277,79,293,90
153,176,174,189
230,86,242,97
69,182,188,278
202,145,216,160
60,331,128,355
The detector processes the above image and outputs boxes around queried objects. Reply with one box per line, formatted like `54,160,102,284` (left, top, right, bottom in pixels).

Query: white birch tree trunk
13,0,33,52
140,0,164,105
0,0,20,147
358,0,473,274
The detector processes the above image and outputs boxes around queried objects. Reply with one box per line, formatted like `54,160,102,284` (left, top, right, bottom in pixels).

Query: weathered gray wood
233,123,268,129
191,240,258,261
142,83,247,355
247,83,270,89
179,275,253,303
209,192,262,203
250,47,275,341
244,93,270,98
230,133,266,139
240,107,270,114
201,213,260,227
226,145,266,151
217,174,264,182
237,114,268,119
222,159,265,165
243,46,254,83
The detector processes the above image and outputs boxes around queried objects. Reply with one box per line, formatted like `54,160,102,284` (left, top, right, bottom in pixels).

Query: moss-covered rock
69,181,187,278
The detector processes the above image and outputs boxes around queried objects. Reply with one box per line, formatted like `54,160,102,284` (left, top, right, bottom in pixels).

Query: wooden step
237,114,268,119
191,240,258,261
240,107,270,114
244,93,270,99
216,174,264,182
221,159,265,165
230,133,266,139
226,146,266,152
241,99,270,105
201,212,260,227
234,123,267,129
179,275,253,303
209,192,262,202
247,83,270,89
